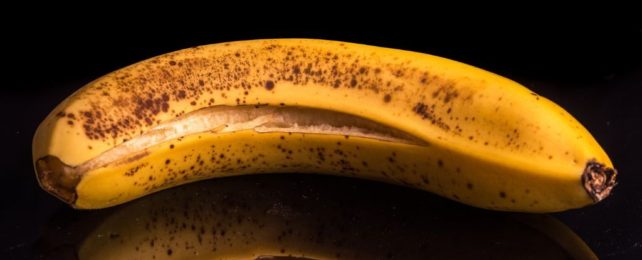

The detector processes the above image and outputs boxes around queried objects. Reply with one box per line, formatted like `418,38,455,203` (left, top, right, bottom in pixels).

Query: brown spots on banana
383,93,392,103
466,182,474,190
131,140,423,206
123,163,148,176
265,80,275,90
61,42,483,150
431,81,460,104
413,102,450,131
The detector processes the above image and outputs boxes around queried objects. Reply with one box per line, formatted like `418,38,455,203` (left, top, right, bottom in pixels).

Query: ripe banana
33,39,616,212
69,175,594,260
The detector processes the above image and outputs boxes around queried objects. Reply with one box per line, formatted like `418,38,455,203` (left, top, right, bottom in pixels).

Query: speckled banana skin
77,176,597,260
33,39,616,211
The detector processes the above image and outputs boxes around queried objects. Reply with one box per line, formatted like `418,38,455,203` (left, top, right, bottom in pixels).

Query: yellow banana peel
33,39,617,212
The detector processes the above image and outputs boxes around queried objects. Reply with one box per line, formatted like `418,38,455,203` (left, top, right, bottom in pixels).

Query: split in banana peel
32,39,617,212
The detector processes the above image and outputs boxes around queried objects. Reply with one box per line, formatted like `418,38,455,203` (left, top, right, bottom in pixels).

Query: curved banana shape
33,39,616,211
71,176,596,259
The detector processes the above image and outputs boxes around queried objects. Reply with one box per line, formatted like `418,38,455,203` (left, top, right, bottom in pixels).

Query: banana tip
582,159,617,202
35,156,79,206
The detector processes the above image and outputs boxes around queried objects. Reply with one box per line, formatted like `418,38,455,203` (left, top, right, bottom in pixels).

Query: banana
32,39,616,212
64,175,594,259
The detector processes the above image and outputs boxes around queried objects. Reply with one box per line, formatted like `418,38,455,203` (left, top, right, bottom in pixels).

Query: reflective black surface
2,20,641,259
36,174,597,259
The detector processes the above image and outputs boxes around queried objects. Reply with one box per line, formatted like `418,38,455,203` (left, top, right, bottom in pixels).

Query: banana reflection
39,174,596,259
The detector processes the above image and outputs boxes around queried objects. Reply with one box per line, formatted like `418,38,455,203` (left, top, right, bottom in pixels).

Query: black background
1,13,641,259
